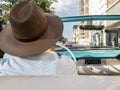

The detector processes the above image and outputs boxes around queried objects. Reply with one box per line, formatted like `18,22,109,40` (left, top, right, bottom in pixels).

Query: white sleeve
56,55,78,75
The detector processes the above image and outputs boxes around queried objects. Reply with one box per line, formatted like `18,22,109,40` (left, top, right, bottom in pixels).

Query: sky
51,0,80,40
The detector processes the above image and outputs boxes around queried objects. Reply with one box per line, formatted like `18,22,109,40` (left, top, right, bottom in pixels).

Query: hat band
15,24,48,42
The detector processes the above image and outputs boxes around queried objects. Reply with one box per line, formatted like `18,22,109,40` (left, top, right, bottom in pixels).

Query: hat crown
10,0,48,42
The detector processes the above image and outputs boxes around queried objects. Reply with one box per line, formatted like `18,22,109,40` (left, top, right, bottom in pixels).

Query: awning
105,21,120,31
79,25,104,30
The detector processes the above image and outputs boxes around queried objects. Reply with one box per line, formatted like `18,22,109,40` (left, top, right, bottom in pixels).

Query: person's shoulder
0,58,3,61
56,54,78,75
58,54,74,63
60,55,71,60
2,53,14,59
0,54,8,65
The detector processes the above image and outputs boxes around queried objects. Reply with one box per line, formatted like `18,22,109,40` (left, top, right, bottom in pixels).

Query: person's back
0,0,77,76
0,52,77,76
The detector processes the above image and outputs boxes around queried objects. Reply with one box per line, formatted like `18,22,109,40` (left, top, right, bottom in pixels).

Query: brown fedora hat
0,0,63,56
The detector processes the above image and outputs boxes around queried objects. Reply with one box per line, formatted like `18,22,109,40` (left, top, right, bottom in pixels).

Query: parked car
64,41,72,47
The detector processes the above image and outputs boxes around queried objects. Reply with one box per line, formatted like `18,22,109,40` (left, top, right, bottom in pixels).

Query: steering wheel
55,43,78,70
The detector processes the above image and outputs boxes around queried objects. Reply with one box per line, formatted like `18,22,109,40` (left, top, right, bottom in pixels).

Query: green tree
3,0,57,13
0,0,57,31
59,36,68,43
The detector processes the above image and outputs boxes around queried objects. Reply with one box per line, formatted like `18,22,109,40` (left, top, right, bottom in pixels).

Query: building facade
88,0,120,47
106,0,120,47
72,0,90,46
89,0,107,46
72,0,120,47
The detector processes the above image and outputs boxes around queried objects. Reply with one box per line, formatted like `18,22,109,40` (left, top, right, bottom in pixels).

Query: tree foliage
3,0,57,13
59,36,68,43
0,0,57,31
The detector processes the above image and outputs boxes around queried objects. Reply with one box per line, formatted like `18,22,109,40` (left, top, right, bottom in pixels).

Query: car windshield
51,0,120,51
55,15,120,60
54,0,120,65
55,16,120,50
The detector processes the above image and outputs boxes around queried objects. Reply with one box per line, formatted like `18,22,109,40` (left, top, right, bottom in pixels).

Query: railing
61,15,120,22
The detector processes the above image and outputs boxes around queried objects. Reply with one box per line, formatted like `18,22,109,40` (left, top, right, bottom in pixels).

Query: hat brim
0,13,63,56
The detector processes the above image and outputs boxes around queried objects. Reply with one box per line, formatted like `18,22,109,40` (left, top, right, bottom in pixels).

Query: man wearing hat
0,0,77,75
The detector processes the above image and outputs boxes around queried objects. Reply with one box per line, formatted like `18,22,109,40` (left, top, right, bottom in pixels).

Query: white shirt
0,52,77,76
